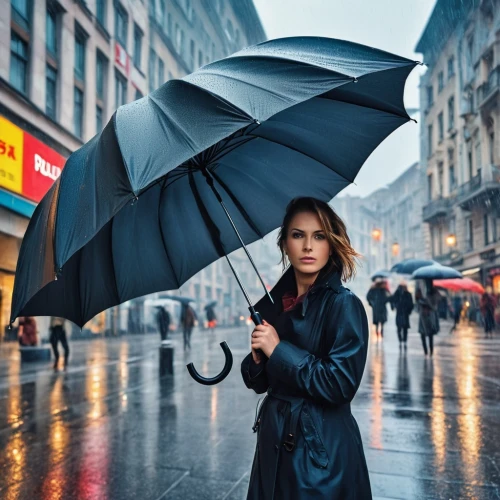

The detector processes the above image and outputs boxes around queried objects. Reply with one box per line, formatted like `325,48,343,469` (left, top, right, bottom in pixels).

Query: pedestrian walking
206,306,217,331
180,304,197,350
241,197,372,499
367,279,391,339
155,306,171,341
49,317,69,370
450,294,463,333
390,283,414,349
18,316,38,346
418,285,441,356
480,291,496,339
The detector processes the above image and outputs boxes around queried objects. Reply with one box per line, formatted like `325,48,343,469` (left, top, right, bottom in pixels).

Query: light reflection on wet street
0,315,499,499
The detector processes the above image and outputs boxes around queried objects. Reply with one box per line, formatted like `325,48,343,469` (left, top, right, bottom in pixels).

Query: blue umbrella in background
391,259,437,275
11,37,420,385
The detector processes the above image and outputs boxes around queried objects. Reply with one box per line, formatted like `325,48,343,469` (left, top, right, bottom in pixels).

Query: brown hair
276,197,360,282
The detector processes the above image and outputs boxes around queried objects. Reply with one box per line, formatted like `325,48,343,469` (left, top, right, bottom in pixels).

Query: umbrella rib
209,168,265,239
157,195,182,290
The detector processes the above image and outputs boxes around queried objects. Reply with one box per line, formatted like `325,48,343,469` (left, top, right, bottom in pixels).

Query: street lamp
446,233,457,247
392,241,400,257
371,228,382,242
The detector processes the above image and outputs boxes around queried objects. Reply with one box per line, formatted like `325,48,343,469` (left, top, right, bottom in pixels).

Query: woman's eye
292,233,301,238
316,234,325,240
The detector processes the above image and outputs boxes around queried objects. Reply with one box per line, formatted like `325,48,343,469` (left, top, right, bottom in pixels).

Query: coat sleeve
266,292,368,405
241,353,269,394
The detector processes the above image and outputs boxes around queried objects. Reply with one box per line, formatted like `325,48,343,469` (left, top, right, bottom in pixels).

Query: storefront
0,115,66,340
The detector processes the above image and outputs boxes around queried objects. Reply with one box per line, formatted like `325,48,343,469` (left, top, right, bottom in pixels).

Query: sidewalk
0,316,499,499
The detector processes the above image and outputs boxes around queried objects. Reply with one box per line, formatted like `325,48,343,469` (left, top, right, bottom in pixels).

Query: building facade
0,0,265,339
416,0,500,290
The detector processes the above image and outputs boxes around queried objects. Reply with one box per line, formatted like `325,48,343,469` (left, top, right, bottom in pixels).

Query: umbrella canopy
11,36,418,328
434,278,484,294
391,259,437,275
204,301,218,310
371,270,391,281
411,264,462,280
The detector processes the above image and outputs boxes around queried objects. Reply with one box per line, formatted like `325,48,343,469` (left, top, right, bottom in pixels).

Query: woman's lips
300,258,316,262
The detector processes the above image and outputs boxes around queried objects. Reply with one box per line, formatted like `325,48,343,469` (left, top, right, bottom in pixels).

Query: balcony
422,196,452,223
457,163,500,210
476,65,500,110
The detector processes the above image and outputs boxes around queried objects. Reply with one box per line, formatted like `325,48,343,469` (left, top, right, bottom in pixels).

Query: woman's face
283,211,332,275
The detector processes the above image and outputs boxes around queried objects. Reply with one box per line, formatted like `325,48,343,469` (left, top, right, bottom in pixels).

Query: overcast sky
252,0,436,198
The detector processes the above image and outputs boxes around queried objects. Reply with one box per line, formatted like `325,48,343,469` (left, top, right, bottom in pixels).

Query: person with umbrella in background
49,316,69,370
390,282,414,350
417,283,441,356
367,278,391,339
180,303,197,350
205,302,217,332
450,293,463,333
241,197,371,499
480,288,496,339
155,306,171,342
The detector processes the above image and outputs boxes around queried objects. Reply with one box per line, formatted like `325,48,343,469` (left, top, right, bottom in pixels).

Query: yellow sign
0,116,23,194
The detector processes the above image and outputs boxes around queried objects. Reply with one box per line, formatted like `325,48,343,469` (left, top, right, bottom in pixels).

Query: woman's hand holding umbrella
251,319,280,360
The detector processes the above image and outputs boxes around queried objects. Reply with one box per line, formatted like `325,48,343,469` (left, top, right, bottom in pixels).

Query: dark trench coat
391,287,414,330
241,265,372,499
366,286,391,325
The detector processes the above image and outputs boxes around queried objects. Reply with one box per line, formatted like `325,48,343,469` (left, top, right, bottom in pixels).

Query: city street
0,312,499,499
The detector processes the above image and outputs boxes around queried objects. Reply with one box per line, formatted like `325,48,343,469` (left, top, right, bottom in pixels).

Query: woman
366,280,391,338
241,197,371,499
391,283,414,349
417,284,441,356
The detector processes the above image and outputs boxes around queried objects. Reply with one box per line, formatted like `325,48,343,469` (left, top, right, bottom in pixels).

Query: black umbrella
371,270,391,281
204,301,217,310
159,294,196,305
11,37,419,385
391,259,437,275
411,264,462,280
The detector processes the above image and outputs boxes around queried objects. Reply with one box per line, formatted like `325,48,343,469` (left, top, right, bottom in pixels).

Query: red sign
22,134,66,202
115,42,130,76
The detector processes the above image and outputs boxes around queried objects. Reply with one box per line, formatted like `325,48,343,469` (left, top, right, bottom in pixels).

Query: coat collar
254,264,342,324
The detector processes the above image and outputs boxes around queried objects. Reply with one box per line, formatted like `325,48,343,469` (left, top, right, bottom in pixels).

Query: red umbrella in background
434,278,484,294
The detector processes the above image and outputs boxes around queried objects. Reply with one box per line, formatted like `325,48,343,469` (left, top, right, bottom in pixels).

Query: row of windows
426,55,455,107
427,96,456,155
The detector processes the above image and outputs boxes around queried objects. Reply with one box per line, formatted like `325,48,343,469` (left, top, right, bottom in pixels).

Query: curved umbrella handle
186,341,233,385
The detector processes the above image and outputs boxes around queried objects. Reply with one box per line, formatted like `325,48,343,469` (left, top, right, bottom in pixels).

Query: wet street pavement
0,312,499,500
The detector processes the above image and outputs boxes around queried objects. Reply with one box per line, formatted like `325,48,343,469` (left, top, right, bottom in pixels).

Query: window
438,112,444,142
226,19,234,41
485,214,490,246
448,96,455,130
475,140,482,173
190,39,195,69
468,147,473,180
438,71,444,92
115,70,127,109
159,0,165,28
158,58,164,85
74,87,84,138
10,32,28,94
426,85,433,108
96,0,106,26
449,164,456,191
427,124,433,156
134,88,143,100
175,23,181,51
46,65,57,119
467,37,474,67
438,162,444,197
115,2,128,49
198,49,203,68
167,13,172,36
205,286,211,300
96,50,107,102
447,56,455,79
489,131,495,164
427,173,433,201
467,219,474,250
133,24,142,69
148,48,156,92
11,0,31,30
74,27,86,81
46,8,57,57
96,105,103,133
180,29,185,57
